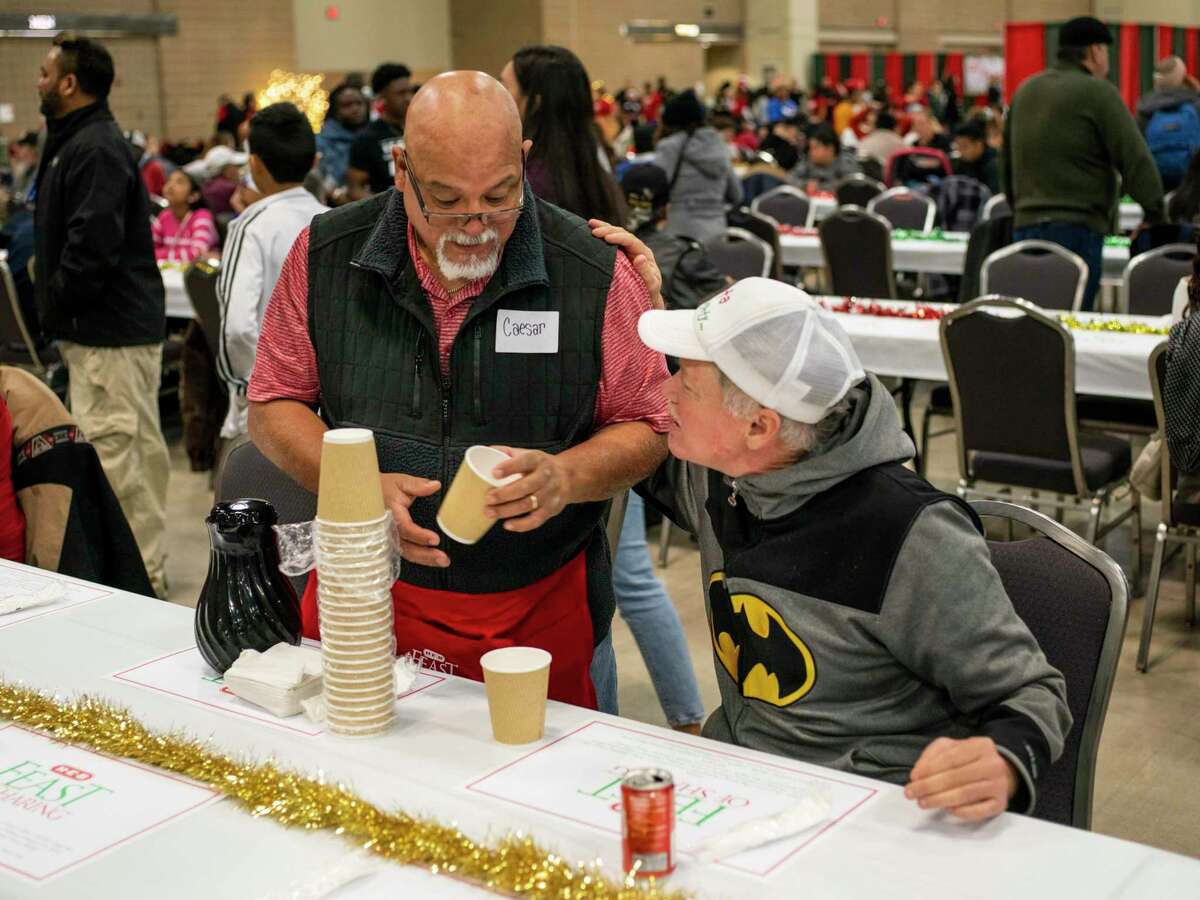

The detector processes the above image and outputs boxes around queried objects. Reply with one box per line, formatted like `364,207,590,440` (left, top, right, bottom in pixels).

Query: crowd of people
0,17,1197,828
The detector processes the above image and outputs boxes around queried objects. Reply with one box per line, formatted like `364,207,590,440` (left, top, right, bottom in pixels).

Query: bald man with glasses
248,71,670,712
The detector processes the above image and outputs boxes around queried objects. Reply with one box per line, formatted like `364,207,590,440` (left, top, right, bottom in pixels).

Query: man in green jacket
1003,16,1164,310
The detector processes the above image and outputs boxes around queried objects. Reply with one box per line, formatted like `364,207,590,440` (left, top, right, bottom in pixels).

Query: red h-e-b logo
51,764,93,782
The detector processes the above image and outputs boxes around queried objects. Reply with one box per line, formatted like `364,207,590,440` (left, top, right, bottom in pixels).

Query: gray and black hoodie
641,374,1071,812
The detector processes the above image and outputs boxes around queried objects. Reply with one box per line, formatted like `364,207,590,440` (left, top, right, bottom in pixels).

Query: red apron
300,549,597,709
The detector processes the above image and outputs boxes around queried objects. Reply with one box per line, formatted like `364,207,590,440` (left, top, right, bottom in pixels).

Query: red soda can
621,768,675,878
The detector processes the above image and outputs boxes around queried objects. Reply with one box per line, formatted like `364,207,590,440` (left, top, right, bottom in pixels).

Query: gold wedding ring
530,494,539,511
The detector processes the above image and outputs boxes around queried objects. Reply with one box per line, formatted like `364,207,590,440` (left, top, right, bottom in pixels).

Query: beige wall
745,0,818,86
293,0,450,79
450,0,543,79
540,0,743,93
1095,0,1200,24
162,0,295,139
0,0,294,142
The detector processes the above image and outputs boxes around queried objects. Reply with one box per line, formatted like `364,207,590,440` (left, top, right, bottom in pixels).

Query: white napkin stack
223,643,324,717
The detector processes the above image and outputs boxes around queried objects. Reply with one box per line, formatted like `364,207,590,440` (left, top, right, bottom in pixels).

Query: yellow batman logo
708,572,816,707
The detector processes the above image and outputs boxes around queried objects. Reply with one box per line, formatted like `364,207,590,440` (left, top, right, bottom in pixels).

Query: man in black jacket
33,33,168,598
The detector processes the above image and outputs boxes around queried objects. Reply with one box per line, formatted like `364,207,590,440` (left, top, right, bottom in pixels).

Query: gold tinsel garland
0,683,688,899
1059,315,1170,336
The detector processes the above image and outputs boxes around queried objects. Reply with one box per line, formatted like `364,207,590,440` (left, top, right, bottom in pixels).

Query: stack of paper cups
315,428,396,737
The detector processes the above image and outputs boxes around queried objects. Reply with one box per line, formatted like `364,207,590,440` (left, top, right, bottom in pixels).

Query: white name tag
495,310,559,354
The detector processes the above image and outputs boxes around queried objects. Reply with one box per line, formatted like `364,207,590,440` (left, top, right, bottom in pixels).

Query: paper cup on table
480,646,552,745
436,446,520,545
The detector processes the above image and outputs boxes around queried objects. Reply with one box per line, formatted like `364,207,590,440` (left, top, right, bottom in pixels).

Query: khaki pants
59,341,170,598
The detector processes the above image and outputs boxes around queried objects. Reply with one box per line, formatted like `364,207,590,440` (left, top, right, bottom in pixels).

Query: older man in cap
1003,15,1164,310
632,276,1071,821
248,72,669,711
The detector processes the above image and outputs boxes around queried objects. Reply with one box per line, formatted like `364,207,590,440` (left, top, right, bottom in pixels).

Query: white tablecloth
805,199,1139,231
0,561,1196,898
159,266,195,319
781,233,1131,282
817,298,1164,400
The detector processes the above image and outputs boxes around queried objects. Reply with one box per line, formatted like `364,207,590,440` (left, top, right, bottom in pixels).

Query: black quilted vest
306,189,618,643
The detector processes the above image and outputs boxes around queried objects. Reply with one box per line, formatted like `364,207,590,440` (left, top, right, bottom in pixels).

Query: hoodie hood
732,374,915,520
665,127,734,179
1136,86,1199,116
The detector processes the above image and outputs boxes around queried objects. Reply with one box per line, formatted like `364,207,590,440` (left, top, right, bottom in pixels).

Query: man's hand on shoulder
381,473,448,567
589,219,664,310
904,736,1018,822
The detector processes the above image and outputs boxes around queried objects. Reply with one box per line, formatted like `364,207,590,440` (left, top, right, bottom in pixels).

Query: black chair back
216,438,317,596
726,207,783,279
184,261,223,356
1150,341,1184,523
834,174,885,208
868,188,936,232
0,259,45,373
981,193,1011,221
941,297,1075,466
752,187,812,228
981,240,1087,311
975,500,1127,829
818,206,896,297
701,227,774,280
1122,243,1195,316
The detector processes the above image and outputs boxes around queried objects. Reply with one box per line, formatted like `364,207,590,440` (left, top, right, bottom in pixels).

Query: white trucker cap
638,277,865,424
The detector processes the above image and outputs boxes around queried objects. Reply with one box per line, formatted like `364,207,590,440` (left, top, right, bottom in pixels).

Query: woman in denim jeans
613,491,705,733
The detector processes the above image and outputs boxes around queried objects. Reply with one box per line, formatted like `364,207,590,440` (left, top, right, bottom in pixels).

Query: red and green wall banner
810,52,965,99
1006,22,1200,110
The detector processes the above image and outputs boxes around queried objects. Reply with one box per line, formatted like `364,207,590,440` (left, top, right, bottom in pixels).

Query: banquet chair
867,188,937,232
0,259,55,382
727,207,784,279
751,186,813,228
833,173,885,209
980,240,1088,312
1136,342,1200,672
1120,243,1196,316
216,436,317,597
818,206,896,297
183,259,223,357
981,193,1011,221
941,296,1141,583
702,227,774,281
973,500,1127,829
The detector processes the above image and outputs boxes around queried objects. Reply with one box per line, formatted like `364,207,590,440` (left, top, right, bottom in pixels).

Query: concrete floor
163,399,1200,860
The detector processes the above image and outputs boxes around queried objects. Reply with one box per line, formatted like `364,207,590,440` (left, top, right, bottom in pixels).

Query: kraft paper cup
327,696,396,717
322,658,395,681
320,638,394,659
321,676,396,696
436,446,521,545
316,429,386,524
480,646,552,745
318,609,392,628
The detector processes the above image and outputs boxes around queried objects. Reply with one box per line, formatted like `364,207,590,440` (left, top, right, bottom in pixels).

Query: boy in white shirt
217,102,327,438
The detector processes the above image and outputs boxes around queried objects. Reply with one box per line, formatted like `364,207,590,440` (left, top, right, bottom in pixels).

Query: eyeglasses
403,151,526,227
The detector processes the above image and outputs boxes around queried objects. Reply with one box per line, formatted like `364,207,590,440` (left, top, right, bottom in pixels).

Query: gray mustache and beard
435,226,501,281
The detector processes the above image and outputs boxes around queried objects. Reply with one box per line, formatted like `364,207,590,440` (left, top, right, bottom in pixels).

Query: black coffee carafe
195,499,301,674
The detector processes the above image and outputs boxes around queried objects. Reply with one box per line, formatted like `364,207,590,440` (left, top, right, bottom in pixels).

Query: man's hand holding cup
486,447,572,533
